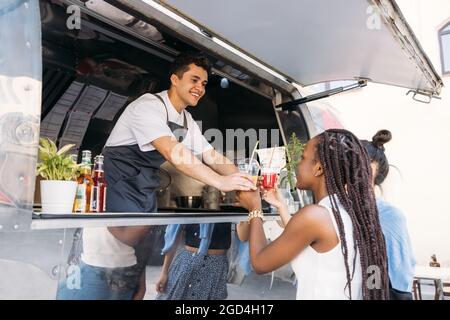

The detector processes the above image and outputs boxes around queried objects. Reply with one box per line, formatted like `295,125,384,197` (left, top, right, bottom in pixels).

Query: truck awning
161,0,442,96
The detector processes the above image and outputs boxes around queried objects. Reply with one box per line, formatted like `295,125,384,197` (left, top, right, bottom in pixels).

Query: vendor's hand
132,281,146,300
236,190,262,211
217,172,257,192
261,186,284,209
155,272,168,294
132,272,146,300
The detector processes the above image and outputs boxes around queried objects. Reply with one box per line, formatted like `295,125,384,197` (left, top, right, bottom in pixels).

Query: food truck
0,0,443,299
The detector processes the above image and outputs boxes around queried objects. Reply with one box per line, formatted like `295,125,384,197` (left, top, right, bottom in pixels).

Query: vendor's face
171,63,208,107
296,137,322,190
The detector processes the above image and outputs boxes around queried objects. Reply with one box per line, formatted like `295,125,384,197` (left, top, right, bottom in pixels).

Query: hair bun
371,130,392,151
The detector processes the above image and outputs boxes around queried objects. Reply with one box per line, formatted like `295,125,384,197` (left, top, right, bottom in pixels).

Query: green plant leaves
57,143,75,156
36,138,78,181
284,133,305,191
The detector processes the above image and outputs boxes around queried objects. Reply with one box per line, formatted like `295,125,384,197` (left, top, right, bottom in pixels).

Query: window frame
439,22,450,75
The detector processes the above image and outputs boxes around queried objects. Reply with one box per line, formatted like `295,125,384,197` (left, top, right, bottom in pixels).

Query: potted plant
36,138,78,214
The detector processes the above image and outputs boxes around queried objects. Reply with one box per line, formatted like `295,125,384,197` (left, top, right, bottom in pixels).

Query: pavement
143,266,297,300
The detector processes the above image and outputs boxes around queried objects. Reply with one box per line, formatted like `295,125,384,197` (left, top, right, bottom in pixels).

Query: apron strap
154,93,169,125
154,93,188,130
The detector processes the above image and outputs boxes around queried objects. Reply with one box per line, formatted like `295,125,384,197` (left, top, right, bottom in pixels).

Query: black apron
63,95,189,298
101,94,189,294
103,94,188,213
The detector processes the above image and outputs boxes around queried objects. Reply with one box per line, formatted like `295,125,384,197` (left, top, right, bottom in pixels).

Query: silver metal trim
103,0,296,95
372,0,443,95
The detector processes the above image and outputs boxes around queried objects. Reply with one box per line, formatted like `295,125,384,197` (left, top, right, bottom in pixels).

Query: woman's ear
370,162,378,178
314,163,324,177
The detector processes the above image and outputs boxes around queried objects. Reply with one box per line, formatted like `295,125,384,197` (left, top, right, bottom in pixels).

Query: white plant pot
40,180,77,214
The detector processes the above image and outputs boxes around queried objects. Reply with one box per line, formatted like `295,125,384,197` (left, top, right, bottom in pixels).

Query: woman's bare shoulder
289,204,330,226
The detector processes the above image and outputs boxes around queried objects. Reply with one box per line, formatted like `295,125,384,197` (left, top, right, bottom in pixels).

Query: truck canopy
114,0,443,96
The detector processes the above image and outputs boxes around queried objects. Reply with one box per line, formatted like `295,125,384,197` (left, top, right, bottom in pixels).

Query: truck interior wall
40,0,284,160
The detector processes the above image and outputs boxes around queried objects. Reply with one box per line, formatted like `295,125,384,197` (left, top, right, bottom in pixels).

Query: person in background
361,129,416,300
237,129,390,300
155,222,249,300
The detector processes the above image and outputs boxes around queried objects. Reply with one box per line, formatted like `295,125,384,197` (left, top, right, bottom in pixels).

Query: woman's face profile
296,137,320,190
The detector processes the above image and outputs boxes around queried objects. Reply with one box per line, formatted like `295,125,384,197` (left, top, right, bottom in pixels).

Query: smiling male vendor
57,52,255,300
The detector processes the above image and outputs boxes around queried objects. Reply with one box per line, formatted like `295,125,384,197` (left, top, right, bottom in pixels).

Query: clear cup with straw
261,147,278,189
237,158,260,185
237,141,260,185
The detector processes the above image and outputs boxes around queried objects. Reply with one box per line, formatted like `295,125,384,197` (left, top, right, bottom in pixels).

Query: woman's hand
261,186,285,209
236,190,262,211
155,272,168,294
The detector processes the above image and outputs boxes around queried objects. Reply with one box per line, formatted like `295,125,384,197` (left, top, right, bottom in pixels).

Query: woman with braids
361,130,416,300
237,129,389,300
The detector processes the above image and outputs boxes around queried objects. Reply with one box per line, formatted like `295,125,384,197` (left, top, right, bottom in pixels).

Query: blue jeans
56,262,138,300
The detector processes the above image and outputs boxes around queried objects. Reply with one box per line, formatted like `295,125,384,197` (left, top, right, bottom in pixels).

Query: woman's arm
236,190,322,274
156,230,183,294
275,203,291,228
262,187,291,227
249,205,321,274
236,221,250,242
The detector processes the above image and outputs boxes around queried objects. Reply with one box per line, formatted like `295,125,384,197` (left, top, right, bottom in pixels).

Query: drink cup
261,166,278,189
237,158,260,185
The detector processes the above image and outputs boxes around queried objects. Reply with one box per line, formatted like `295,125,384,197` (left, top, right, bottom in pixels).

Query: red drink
262,172,277,189
91,155,107,213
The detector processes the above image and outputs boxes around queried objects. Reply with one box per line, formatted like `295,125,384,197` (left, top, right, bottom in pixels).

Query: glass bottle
73,150,93,213
91,154,107,213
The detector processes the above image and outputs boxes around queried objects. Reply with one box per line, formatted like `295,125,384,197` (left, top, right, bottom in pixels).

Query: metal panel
0,0,42,210
0,228,67,299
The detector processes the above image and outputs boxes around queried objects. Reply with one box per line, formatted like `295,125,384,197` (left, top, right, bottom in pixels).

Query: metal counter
31,211,279,230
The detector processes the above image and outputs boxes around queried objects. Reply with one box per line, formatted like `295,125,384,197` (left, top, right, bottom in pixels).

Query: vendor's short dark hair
169,51,211,79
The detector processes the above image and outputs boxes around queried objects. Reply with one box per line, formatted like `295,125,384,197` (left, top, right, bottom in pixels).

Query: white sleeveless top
290,195,363,300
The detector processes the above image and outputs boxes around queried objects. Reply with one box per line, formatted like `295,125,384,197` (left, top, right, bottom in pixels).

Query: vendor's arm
152,136,254,192
108,226,150,247
128,97,253,192
202,148,238,176
132,270,146,300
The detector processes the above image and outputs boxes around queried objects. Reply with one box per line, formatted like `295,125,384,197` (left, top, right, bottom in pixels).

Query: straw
268,145,277,168
248,141,259,173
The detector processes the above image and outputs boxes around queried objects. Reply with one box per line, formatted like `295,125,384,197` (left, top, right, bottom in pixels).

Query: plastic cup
261,166,278,189
237,158,260,185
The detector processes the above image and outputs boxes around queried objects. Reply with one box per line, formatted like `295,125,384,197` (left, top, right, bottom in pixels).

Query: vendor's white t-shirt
82,91,212,268
105,90,212,155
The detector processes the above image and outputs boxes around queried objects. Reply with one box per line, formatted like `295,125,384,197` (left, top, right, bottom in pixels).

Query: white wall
323,0,450,265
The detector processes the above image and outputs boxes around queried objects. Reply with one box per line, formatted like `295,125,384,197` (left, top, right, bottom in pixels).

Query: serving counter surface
31,211,279,230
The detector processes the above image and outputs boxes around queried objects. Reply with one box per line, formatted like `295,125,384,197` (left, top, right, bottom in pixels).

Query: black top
184,223,231,250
